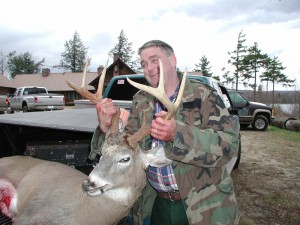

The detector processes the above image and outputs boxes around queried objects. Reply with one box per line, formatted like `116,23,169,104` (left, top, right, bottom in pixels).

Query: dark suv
228,90,273,131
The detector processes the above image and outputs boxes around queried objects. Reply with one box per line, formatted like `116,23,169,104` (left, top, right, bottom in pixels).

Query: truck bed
0,109,98,159
0,108,97,133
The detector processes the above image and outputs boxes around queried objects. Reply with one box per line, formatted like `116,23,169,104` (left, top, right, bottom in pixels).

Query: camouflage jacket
90,78,240,225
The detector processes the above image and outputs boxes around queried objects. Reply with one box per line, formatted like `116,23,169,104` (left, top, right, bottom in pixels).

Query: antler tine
81,57,91,88
66,58,109,104
127,112,150,149
126,59,187,120
96,58,109,98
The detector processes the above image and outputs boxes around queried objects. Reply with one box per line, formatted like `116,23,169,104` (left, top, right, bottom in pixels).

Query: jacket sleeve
88,125,106,160
163,86,239,168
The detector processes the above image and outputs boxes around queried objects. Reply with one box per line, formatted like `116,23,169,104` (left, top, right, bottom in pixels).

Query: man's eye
152,59,159,64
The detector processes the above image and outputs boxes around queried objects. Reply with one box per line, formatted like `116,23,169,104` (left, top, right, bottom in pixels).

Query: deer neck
104,186,143,206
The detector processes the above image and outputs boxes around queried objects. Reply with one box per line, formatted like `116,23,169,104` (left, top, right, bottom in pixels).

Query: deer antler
126,112,150,149
126,59,187,120
66,58,126,134
66,58,131,134
66,58,108,104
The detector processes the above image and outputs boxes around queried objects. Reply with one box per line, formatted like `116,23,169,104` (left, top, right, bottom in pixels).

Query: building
0,56,136,104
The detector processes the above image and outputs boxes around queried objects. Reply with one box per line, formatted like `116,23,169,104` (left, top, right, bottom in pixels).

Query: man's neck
165,74,180,97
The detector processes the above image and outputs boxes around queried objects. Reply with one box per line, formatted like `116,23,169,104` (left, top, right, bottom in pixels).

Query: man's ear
170,55,177,67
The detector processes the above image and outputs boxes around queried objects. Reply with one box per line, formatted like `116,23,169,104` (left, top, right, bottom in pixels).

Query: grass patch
268,126,300,143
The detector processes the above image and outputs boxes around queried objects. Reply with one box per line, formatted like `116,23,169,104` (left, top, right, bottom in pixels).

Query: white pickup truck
8,86,65,113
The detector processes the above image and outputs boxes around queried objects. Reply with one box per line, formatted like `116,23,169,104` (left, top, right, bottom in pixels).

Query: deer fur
0,130,171,225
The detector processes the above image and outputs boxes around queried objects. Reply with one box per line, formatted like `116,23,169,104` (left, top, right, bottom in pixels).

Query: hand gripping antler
126,59,187,120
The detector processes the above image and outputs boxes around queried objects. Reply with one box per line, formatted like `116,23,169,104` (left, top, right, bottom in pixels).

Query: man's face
139,47,176,87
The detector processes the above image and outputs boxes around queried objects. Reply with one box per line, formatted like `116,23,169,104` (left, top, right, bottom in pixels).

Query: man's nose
147,62,158,72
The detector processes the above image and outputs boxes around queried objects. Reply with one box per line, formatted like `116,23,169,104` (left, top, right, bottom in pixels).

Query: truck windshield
23,87,47,95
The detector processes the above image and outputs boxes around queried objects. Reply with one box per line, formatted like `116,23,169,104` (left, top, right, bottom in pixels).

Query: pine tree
0,51,8,76
109,30,139,70
7,51,45,78
225,30,247,90
261,56,295,106
194,55,213,77
58,31,88,72
242,42,268,101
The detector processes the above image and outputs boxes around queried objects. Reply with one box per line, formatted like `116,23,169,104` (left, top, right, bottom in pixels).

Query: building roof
0,72,99,91
0,75,13,87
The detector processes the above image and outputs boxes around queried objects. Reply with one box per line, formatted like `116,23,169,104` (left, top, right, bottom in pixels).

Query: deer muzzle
82,179,101,196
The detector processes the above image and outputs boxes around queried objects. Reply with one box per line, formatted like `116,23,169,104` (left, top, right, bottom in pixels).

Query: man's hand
96,98,118,133
151,111,176,142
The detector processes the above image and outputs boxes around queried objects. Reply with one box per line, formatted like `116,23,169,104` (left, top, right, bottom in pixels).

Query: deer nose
82,178,95,192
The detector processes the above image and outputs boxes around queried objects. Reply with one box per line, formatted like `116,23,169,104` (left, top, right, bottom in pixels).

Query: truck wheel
22,104,29,112
252,115,268,131
7,107,14,114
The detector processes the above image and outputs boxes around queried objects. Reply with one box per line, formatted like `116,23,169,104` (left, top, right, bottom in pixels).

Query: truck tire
252,115,268,131
22,104,29,112
7,107,14,114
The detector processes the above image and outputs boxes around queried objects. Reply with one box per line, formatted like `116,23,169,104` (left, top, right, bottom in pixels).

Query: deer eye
119,157,130,163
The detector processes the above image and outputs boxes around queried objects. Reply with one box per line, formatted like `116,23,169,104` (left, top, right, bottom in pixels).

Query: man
90,40,240,225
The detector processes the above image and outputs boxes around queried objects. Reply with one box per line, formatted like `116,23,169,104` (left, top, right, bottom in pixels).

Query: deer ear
141,146,172,168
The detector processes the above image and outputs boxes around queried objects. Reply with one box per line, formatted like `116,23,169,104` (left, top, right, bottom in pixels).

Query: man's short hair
138,40,174,56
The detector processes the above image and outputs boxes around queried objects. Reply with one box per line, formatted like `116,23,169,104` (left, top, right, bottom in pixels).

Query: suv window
228,91,248,106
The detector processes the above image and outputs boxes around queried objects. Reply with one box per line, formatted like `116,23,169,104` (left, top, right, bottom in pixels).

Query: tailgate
35,95,64,106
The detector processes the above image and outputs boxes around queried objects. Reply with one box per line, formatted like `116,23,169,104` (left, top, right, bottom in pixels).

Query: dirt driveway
232,128,300,225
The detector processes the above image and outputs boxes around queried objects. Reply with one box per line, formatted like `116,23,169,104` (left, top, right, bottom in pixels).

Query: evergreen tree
194,55,213,77
225,30,247,90
109,30,139,71
242,42,268,101
0,51,8,76
261,56,295,106
58,31,88,72
7,51,45,78
221,67,234,89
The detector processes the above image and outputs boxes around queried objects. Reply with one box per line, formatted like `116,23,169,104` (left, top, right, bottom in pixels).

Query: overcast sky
1,0,299,90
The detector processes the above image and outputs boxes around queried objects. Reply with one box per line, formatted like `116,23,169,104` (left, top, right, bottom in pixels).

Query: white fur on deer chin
87,188,104,197
105,188,136,203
